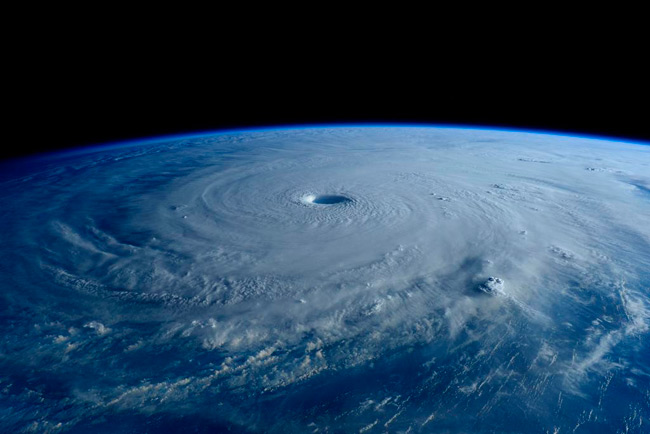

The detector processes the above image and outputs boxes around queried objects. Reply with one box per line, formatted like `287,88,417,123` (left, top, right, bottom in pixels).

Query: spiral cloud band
1,127,649,432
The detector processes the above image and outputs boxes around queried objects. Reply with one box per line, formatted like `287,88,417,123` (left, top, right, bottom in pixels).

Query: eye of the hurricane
302,194,351,205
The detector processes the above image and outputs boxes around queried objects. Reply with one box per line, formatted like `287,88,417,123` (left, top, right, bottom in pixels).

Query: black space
7,38,649,160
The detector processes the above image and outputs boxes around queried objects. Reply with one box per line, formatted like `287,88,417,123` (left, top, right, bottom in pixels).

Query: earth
1,126,649,433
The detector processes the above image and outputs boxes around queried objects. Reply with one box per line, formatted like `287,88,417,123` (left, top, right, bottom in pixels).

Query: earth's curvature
1,126,649,433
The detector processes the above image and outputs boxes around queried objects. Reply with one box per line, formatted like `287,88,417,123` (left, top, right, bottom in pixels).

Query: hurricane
1,126,649,433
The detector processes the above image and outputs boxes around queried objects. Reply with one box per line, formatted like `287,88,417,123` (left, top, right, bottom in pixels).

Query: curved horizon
6,122,650,163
